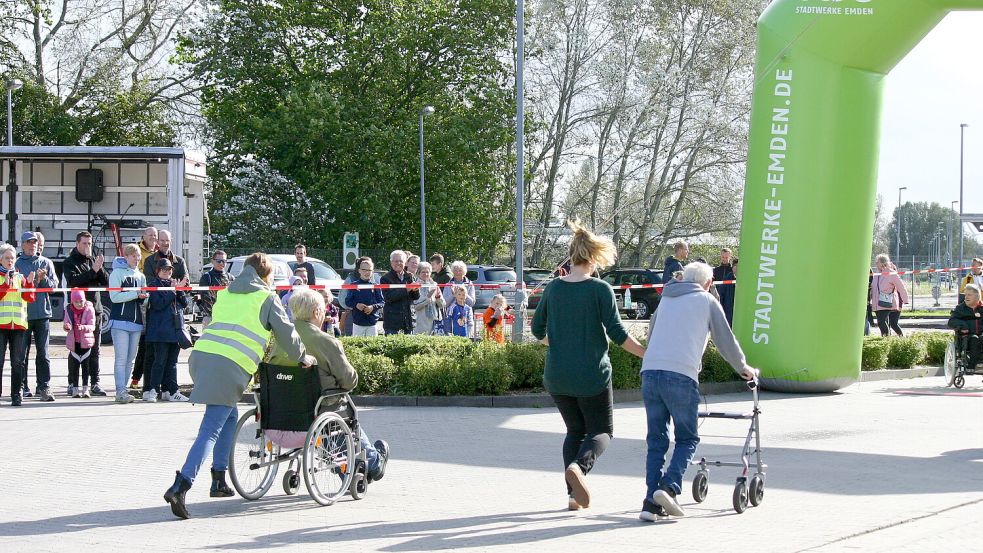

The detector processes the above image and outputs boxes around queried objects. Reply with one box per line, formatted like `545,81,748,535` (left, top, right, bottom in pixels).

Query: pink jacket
870,273,909,312
64,301,97,350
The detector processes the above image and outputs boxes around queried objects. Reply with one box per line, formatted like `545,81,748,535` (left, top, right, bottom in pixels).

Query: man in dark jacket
380,250,420,335
662,241,689,284
713,248,736,326
63,231,110,396
143,230,187,282
15,231,58,401
199,250,234,328
294,244,317,287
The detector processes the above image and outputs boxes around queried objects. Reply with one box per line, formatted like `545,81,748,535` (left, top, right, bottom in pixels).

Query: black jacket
433,268,451,285
380,270,420,332
949,302,983,335
143,250,187,282
199,269,234,317
63,248,109,313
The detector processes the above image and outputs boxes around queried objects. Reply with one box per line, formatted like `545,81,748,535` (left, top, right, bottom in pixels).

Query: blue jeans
180,404,239,483
146,342,179,395
111,328,141,396
643,370,700,497
20,319,51,390
359,427,381,474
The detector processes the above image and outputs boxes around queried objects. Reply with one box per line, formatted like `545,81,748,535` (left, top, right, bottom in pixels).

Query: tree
0,0,198,146
181,0,516,258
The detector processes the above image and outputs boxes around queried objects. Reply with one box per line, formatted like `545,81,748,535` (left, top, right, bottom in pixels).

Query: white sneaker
652,489,685,517
81,386,91,398
68,385,79,398
142,390,158,403
115,393,134,404
166,391,189,402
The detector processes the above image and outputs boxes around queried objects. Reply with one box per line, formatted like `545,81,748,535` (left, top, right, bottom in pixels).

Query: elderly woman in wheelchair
945,283,983,388
228,288,390,506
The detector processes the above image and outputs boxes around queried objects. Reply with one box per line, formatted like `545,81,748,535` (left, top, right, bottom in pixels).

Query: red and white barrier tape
6,264,972,294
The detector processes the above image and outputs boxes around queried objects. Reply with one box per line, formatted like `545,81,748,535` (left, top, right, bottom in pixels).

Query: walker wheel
955,375,966,389
733,480,749,514
749,475,764,507
282,470,300,495
692,471,709,503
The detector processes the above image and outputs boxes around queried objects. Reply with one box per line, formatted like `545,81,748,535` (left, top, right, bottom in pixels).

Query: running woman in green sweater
532,219,646,511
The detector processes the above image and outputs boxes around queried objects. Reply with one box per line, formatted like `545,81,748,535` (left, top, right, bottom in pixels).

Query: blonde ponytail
567,218,617,269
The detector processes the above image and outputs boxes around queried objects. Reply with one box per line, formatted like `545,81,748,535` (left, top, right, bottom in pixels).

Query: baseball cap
20,231,37,243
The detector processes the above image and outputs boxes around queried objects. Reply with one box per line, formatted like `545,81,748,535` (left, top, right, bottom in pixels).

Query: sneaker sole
564,465,591,508
652,490,685,517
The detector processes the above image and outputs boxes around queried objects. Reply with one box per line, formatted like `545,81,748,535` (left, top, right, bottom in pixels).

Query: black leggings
551,384,614,491
876,310,903,337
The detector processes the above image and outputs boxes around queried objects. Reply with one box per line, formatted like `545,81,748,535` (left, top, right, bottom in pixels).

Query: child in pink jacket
64,290,97,398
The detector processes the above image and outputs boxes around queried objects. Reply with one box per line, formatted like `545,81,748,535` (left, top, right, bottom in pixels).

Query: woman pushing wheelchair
164,253,316,519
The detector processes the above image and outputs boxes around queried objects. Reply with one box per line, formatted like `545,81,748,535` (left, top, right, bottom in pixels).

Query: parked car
522,268,552,310
465,265,517,309
599,268,664,319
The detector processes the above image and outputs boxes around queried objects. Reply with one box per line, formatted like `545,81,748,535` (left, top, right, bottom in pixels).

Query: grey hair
288,288,325,322
966,284,981,297
450,260,467,273
0,243,16,260
390,250,407,262
417,261,433,274
682,262,713,285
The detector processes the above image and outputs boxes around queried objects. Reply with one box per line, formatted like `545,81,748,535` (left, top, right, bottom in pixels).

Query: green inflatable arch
735,0,983,392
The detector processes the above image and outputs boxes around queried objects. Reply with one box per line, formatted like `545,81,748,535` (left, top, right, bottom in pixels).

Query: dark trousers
67,343,94,387
131,334,154,383
145,342,179,395
876,310,903,337
0,328,27,398
551,384,614,491
20,318,51,391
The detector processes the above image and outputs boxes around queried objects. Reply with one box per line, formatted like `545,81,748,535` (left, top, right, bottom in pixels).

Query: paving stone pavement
2,367,983,552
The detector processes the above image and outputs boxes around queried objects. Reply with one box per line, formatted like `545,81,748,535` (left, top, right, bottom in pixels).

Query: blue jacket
344,279,385,327
108,257,147,331
662,256,685,284
145,276,189,343
14,253,57,320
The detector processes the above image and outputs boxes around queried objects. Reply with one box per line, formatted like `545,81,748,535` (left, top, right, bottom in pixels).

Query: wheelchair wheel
349,460,368,500
229,408,279,500
944,342,958,387
303,412,355,506
282,470,300,496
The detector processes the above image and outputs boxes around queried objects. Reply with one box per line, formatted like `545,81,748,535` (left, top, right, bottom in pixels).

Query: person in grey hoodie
164,253,315,520
108,244,148,403
14,231,57,401
638,262,756,522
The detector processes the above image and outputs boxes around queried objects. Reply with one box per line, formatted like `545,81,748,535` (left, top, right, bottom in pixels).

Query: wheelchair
944,333,983,389
228,363,370,506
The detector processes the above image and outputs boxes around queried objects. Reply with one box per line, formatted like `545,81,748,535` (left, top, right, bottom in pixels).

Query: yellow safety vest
0,273,28,328
193,289,273,375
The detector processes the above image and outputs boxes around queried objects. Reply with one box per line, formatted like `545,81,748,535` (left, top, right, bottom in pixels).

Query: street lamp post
512,0,526,343
5,78,23,246
897,186,906,263
418,105,435,260
960,123,969,278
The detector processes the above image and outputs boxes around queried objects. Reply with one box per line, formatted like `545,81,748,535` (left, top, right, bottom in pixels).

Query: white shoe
115,393,134,404
81,386,91,398
652,489,685,517
166,391,189,402
142,390,158,403
68,385,79,398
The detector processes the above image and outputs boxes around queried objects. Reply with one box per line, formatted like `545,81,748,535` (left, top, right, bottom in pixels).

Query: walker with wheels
690,378,766,514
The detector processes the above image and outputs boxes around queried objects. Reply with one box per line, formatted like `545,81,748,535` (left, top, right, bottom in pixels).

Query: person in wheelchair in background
267,288,390,484
949,283,983,367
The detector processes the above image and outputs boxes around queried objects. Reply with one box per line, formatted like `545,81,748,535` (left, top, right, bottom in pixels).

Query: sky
877,12,983,217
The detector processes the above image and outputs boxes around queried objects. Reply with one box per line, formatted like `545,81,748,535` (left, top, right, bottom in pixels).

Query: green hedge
339,332,954,395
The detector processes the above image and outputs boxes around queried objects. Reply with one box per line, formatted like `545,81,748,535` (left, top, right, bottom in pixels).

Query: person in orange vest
0,243,36,406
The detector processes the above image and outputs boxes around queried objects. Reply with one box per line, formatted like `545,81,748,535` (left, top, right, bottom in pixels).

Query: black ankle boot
209,469,235,498
164,471,193,519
